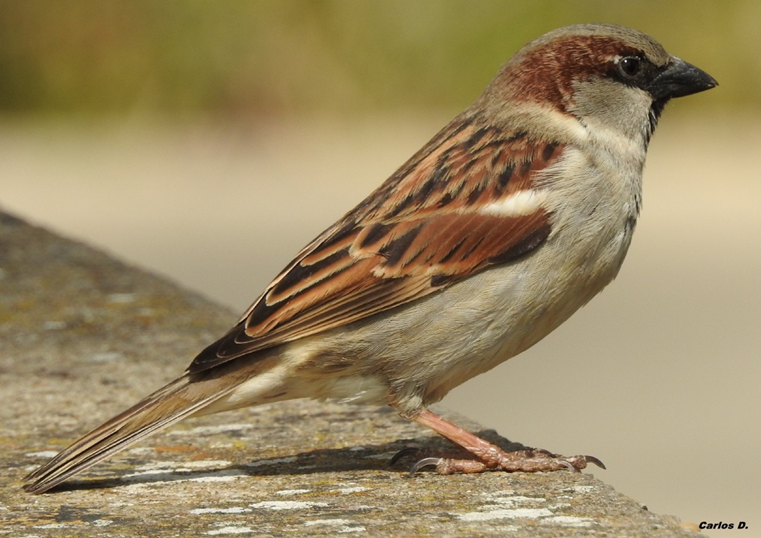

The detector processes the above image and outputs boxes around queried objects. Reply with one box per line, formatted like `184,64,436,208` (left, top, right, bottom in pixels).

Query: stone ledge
0,210,701,537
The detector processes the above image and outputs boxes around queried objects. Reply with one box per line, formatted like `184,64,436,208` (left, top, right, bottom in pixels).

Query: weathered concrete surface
0,210,702,537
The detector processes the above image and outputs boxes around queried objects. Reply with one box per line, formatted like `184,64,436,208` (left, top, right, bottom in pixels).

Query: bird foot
392,445,604,476
398,409,605,476
409,448,604,475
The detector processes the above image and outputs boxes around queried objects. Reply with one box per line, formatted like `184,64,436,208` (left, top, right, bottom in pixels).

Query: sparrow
24,23,716,494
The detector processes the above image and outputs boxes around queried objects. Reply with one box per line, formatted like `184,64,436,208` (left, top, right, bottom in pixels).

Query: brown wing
188,115,562,373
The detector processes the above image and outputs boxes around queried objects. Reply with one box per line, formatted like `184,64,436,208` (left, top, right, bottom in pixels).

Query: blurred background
2,1,759,535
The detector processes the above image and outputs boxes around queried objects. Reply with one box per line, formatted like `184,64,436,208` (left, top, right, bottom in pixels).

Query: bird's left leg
402,408,604,475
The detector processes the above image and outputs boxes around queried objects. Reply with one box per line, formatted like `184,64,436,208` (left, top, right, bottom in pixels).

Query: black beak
648,57,717,101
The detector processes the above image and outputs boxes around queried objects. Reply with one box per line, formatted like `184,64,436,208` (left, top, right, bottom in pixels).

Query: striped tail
23,371,242,494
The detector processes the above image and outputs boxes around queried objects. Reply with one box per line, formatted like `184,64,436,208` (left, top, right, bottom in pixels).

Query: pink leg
408,408,604,475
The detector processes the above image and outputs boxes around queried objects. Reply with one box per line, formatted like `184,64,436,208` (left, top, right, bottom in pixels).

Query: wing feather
188,116,563,373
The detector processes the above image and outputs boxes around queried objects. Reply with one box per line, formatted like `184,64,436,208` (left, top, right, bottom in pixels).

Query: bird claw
389,447,421,466
408,457,443,476
584,454,606,470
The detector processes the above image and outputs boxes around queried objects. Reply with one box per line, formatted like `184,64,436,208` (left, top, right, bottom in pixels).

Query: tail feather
23,373,240,494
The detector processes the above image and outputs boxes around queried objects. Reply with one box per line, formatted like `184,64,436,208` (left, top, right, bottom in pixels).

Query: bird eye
619,56,642,77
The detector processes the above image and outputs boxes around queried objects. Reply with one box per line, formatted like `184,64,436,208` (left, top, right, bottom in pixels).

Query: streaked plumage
24,23,716,494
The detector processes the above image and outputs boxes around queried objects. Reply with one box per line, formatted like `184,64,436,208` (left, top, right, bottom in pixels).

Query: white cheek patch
478,189,547,217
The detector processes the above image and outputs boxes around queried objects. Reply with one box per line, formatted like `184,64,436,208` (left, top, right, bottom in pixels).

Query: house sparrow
24,23,716,494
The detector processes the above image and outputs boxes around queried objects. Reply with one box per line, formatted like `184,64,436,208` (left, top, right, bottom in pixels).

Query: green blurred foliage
0,0,755,117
